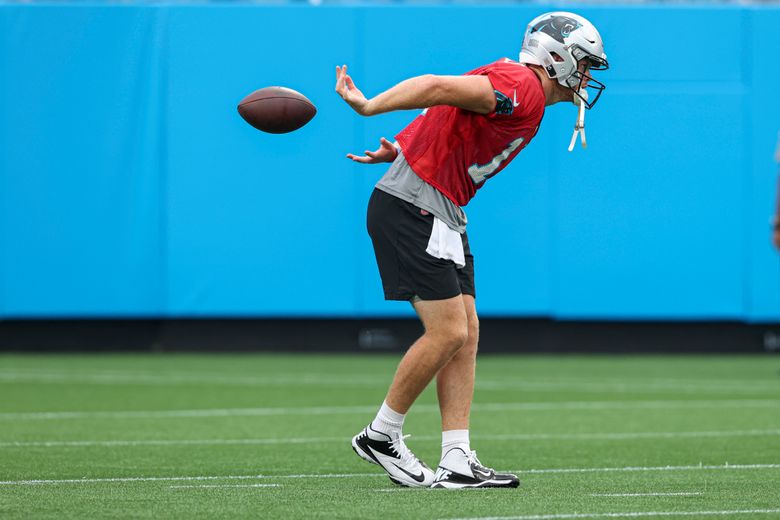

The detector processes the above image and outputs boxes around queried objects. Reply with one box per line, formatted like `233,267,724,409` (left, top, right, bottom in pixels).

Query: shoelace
467,450,491,473
390,434,418,465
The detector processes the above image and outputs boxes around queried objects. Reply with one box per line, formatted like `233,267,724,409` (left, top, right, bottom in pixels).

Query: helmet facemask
566,46,608,109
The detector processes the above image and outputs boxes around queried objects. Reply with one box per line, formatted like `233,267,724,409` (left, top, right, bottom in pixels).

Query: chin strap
567,90,587,152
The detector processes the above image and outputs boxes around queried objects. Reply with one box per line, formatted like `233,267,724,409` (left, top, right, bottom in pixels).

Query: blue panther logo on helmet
530,15,582,44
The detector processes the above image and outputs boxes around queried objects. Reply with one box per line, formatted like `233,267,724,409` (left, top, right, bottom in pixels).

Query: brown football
237,86,316,134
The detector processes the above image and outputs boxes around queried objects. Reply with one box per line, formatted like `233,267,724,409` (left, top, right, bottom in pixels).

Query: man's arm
335,65,496,116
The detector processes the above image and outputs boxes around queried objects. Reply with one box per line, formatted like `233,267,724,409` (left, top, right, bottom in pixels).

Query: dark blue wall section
1,3,778,320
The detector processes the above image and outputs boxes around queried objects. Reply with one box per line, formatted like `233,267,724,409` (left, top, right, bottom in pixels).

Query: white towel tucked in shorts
426,216,465,269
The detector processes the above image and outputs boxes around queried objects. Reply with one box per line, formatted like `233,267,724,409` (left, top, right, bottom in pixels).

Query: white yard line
375,488,428,492
169,483,281,489
0,463,777,486
0,473,379,486
0,436,346,448
2,429,779,449
520,463,780,475
589,493,703,497
443,509,780,520
1,399,778,421
476,429,780,442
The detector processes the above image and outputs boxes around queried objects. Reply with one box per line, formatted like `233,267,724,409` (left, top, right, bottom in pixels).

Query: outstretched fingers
335,65,345,95
346,153,372,164
335,65,351,96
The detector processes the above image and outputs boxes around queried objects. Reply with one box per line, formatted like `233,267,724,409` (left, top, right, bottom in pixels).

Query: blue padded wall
163,6,361,316
0,3,778,321
1,6,165,317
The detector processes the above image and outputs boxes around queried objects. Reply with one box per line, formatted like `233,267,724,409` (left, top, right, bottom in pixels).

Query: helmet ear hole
550,52,565,63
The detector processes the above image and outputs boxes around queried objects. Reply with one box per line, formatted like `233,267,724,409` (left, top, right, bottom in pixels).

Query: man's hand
336,65,372,116
347,137,398,164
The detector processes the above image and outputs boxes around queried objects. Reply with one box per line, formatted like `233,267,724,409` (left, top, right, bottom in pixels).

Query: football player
336,12,608,489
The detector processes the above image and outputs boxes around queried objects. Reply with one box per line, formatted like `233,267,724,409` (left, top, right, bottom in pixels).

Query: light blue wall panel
551,7,747,319
164,6,360,316
0,3,778,321
746,7,780,322
0,6,7,318
554,91,745,318
583,6,744,84
0,6,164,317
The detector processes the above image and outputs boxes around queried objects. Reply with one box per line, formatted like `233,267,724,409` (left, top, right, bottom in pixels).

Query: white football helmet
519,12,608,109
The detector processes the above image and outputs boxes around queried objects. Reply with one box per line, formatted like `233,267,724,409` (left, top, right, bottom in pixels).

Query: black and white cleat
351,424,435,488
431,448,520,489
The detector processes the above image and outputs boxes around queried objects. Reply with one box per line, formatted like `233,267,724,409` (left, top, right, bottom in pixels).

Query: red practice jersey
396,59,545,206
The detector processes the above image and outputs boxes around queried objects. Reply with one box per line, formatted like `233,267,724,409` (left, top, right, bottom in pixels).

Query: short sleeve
465,60,544,125
484,67,518,101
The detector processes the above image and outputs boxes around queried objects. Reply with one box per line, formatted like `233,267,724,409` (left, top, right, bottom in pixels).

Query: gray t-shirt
375,152,468,234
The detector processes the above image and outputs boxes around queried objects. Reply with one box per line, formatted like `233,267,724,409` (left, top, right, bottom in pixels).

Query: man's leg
436,294,478,431
384,295,469,413
431,295,520,489
435,295,477,465
351,294,469,487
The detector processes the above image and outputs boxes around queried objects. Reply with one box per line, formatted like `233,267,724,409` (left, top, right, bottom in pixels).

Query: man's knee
428,319,469,354
468,314,479,343
414,295,470,355
446,322,470,353
458,316,479,357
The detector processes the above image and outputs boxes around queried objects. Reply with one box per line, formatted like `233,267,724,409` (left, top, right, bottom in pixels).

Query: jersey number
467,137,525,185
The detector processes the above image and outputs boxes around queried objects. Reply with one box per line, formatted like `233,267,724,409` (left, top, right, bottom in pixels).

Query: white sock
370,401,405,438
442,429,470,460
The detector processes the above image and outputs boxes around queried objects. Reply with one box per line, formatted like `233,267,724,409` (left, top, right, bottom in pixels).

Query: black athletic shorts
366,188,475,301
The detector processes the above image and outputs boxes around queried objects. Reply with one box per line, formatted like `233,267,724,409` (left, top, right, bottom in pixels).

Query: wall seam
741,7,753,320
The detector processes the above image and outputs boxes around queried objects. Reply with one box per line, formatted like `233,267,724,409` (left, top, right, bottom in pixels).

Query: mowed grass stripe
169,484,281,489
589,493,703,497
2,429,780,448
443,509,780,520
1,463,778,486
1,369,778,395
2,399,778,420
0,370,385,388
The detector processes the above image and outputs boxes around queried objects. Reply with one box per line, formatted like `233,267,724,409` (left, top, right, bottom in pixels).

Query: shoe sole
431,478,520,489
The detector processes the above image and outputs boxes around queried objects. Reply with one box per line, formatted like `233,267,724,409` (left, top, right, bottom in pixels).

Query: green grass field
1,353,779,519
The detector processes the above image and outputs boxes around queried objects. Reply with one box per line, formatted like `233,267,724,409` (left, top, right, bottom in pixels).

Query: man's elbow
421,75,445,106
